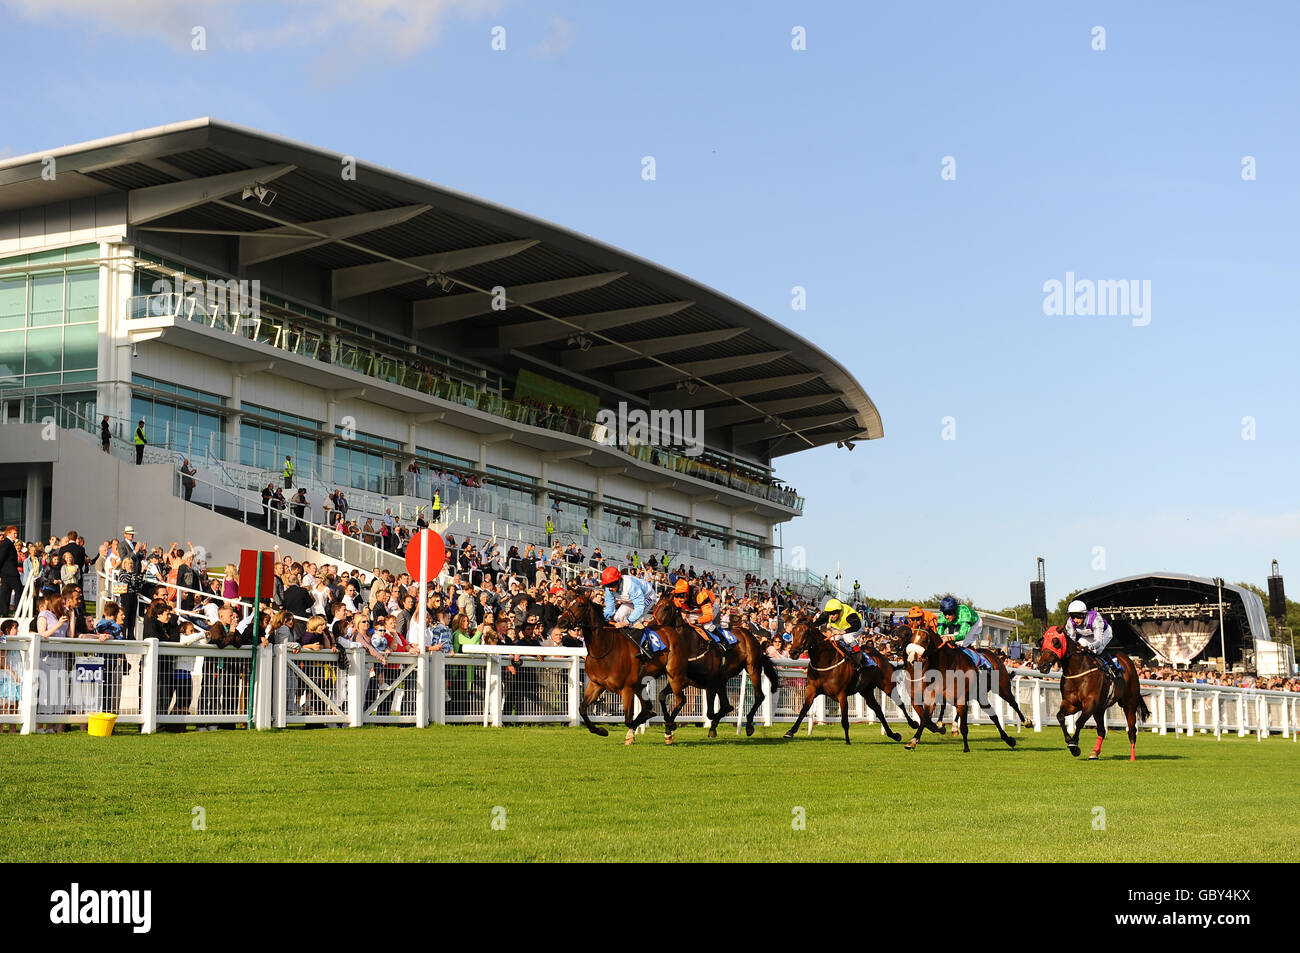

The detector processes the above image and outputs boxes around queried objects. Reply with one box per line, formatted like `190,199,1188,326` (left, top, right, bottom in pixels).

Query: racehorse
649,592,781,738
899,621,1028,752
557,586,679,745
1038,626,1149,761
780,612,910,745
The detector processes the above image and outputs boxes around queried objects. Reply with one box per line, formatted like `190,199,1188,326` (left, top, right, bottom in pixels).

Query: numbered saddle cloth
961,647,993,671
638,628,666,653
1099,654,1124,680
718,628,737,645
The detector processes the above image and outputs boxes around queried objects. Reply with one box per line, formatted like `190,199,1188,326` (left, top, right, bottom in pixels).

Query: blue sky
3,1,1297,608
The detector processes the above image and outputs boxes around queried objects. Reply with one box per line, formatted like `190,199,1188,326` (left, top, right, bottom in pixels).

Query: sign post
239,549,276,728
405,530,447,647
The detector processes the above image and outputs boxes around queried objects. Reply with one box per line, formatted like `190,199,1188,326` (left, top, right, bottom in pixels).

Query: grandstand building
0,119,881,582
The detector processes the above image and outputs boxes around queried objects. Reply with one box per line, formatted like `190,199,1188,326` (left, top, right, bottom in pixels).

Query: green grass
1,724,1295,862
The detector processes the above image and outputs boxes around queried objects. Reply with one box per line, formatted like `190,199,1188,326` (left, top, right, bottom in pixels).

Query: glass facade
0,243,100,389
130,374,226,459
239,403,322,474
334,427,403,492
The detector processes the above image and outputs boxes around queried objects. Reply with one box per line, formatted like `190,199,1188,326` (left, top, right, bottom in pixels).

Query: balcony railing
127,290,804,513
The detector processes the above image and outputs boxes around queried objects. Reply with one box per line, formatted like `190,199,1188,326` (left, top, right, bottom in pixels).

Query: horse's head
557,586,596,630
787,614,817,657
1037,626,1070,673
902,620,937,664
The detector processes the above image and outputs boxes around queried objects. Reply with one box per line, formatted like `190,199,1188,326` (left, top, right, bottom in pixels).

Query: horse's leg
629,674,656,730
1089,711,1107,759
837,687,851,744
956,703,970,752
705,688,720,739
998,669,1029,725
579,677,608,737
905,700,931,750
863,686,904,743
979,701,1017,749
744,663,764,737
784,680,818,739
620,683,641,745
1125,700,1138,761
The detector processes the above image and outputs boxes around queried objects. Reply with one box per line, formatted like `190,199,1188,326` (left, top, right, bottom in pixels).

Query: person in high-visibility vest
431,489,441,522
283,455,294,489
545,515,554,545
133,419,147,465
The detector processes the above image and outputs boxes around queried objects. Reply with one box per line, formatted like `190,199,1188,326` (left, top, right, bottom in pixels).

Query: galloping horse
1038,626,1149,760
557,586,679,745
780,613,909,744
899,622,1028,752
648,593,781,738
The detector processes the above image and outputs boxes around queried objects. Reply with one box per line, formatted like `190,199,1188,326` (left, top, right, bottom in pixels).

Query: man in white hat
120,526,145,563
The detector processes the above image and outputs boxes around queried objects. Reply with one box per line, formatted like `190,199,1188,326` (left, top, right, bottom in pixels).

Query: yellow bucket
87,713,118,737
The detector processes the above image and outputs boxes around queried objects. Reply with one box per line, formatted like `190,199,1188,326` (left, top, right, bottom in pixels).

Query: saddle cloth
961,647,994,671
638,628,666,653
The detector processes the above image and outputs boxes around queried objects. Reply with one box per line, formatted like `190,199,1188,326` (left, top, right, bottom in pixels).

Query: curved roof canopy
0,118,882,461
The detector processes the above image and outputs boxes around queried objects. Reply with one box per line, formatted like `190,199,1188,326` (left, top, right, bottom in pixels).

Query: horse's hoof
624,729,635,745
593,726,608,738
888,733,901,742
904,740,917,750
782,731,794,740
1068,745,1080,757
745,725,754,737
707,729,717,739
1087,753,1099,760
664,732,674,745
1005,737,1017,749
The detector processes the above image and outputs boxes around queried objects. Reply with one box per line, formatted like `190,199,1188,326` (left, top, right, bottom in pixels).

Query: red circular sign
405,530,446,579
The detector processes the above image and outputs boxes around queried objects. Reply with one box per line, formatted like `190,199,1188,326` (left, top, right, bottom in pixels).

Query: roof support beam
560,327,746,371
731,411,856,445
330,238,538,300
497,300,695,348
648,372,823,409
128,164,296,224
412,272,625,330
239,204,431,267
698,393,844,428
614,350,789,392
767,426,868,456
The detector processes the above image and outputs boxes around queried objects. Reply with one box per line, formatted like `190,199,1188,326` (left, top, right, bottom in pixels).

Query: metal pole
1217,577,1227,674
247,553,263,729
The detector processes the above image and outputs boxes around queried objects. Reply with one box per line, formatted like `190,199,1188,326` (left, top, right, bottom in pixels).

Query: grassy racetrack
2,724,1294,862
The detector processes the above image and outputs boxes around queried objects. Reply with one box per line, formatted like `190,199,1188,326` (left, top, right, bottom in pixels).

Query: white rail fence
0,634,1296,741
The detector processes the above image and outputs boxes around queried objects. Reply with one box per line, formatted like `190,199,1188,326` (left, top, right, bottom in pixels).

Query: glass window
62,322,98,371
66,270,98,324
29,274,63,326
0,278,25,331
0,330,23,380
25,327,61,373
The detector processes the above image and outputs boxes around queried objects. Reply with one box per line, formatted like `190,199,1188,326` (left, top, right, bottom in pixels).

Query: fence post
1212,690,1221,740
254,645,273,730
141,638,160,734
1156,687,1167,735
1236,691,1247,738
735,676,746,735
348,648,363,727
19,634,38,735
762,670,774,728
811,694,823,734
432,651,446,726
1031,677,1043,732
1256,694,1267,741
567,656,580,727
1280,695,1290,741
414,651,428,728
273,645,287,729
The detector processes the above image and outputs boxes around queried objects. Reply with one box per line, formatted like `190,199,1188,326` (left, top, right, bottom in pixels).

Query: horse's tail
759,653,781,692
1136,692,1151,722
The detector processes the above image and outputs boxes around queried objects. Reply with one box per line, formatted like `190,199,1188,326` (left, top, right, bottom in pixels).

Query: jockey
1065,599,1113,656
673,579,721,643
813,597,867,671
907,605,938,630
601,565,651,627
935,595,982,648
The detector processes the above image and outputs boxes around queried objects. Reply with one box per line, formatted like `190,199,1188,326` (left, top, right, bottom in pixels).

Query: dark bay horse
1038,626,1149,760
899,622,1027,752
557,587,675,745
648,595,781,738
780,614,909,745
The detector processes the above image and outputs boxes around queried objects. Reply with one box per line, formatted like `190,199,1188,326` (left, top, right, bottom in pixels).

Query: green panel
25,327,62,373
29,274,63,326
62,322,98,370
62,370,96,384
66,270,98,310
27,248,66,264
0,330,24,379
0,277,25,329
25,373,60,388
65,243,99,259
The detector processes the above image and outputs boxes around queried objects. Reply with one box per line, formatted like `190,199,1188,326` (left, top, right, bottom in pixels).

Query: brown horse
557,586,676,745
1038,626,1149,761
649,594,781,738
780,613,910,744
899,622,1027,752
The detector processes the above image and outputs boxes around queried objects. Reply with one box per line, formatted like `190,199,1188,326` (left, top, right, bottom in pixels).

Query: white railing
3,629,1295,740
